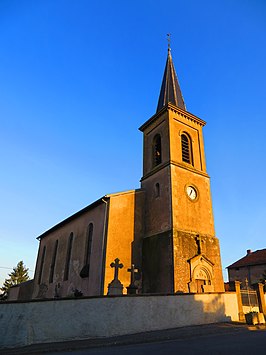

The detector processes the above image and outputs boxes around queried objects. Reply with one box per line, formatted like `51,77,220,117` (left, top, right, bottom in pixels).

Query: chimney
247,249,252,255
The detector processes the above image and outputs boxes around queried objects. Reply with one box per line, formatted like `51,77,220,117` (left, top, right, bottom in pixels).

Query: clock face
186,186,197,200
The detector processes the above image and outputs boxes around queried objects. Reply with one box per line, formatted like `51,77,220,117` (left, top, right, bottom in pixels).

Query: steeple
156,46,186,112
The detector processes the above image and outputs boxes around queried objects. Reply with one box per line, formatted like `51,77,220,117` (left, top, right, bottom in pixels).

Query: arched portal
188,255,214,293
193,266,212,293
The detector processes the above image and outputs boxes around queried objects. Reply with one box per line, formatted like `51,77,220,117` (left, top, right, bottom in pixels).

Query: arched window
85,223,93,265
155,182,160,198
181,133,193,165
153,134,162,167
80,223,93,278
64,233,73,281
49,240,58,283
38,245,46,285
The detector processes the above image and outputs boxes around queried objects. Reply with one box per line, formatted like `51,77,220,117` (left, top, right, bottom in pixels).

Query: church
13,46,225,300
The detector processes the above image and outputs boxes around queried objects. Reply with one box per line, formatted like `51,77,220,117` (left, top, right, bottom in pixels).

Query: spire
156,37,186,112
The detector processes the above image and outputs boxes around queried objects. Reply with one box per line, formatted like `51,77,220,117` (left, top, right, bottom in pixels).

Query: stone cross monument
107,258,124,295
127,264,139,294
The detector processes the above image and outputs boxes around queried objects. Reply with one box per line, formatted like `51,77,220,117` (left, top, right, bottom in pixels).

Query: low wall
0,292,239,349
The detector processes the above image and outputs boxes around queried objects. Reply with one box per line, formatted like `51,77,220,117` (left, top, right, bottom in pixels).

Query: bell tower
140,46,224,293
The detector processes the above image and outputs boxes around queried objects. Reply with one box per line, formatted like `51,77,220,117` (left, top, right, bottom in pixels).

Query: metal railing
240,289,258,307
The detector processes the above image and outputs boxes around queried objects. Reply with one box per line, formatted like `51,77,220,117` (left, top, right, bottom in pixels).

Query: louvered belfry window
153,134,162,167
181,133,193,165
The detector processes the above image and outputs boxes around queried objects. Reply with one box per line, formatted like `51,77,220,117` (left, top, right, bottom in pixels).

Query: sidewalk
2,322,266,355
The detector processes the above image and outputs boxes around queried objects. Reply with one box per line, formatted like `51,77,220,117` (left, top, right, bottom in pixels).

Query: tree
0,261,30,300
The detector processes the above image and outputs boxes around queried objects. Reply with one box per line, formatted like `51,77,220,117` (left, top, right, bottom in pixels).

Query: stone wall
33,200,107,299
104,190,145,294
142,231,173,293
0,292,239,349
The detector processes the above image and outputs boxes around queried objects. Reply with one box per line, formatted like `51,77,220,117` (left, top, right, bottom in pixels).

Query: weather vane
167,33,171,51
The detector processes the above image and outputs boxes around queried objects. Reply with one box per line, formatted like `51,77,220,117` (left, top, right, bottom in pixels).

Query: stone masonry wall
0,292,239,349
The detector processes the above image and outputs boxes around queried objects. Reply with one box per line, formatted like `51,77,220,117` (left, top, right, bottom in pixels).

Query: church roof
37,189,143,240
156,48,186,112
37,196,107,240
227,249,266,268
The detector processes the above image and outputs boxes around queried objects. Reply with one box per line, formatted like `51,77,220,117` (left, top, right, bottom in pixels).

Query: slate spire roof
156,47,186,113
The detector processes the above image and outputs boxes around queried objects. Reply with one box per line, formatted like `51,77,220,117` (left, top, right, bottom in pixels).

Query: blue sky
0,0,266,285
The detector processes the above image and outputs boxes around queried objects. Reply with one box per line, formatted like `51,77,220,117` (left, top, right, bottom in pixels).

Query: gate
240,288,259,313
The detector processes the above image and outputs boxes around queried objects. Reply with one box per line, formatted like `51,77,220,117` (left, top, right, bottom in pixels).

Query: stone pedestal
127,284,138,295
256,283,266,316
107,279,124,295
245,312,265,325
107,258,124,295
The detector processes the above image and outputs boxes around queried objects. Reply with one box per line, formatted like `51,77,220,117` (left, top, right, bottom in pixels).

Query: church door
196,279,206,293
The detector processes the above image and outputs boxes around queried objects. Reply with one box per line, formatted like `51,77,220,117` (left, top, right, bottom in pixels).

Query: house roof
227,249,266,268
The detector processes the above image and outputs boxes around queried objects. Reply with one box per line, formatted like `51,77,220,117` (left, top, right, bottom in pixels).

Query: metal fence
240,289,258,308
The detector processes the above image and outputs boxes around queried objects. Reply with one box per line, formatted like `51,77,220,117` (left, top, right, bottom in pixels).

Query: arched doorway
188,255,214,293
193,266,211,293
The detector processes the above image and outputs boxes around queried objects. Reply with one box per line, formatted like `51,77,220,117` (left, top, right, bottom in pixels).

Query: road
3,323,266,355
47,326,266,355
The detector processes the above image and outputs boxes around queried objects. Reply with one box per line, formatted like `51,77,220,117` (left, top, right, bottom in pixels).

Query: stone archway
188,255,214,293
193,266,212,293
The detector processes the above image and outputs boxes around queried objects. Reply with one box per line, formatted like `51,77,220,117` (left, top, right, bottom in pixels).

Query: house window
38,245,46,285
64,233,73,281
49,240,58,283
181,133,193,165
153,134,162,167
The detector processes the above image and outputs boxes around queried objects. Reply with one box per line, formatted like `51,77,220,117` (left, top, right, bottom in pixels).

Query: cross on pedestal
127,264,138,285
126,264,139,295
108,258,124,296
110,258,123,281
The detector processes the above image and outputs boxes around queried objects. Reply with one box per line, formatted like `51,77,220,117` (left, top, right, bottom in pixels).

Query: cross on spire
167,33,171,51
110,258,123,281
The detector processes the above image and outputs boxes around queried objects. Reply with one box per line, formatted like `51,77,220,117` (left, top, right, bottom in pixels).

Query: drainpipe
100,197,109,295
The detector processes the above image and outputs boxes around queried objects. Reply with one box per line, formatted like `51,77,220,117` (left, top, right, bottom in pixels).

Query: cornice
170,160,210,178
139,106,168,132
168,103,206,126
140,161,169,182
139,103,206,132
140,160,209,182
